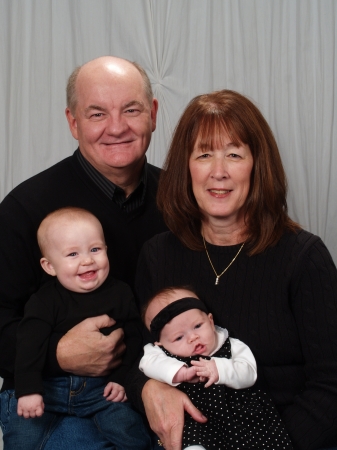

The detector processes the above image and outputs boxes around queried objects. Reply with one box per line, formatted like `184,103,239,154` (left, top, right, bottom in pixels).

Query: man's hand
17,393,44,418
142,379,207,450
57,315,125,376
103,381,127,402
191,358,219,387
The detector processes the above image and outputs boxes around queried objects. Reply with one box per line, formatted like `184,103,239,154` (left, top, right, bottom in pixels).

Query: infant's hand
17,394,44,418
172,365,199,383
191,358,219,387
103,382,127,402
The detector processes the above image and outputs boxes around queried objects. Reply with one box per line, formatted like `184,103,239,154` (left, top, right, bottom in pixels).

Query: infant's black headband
150,297,208,342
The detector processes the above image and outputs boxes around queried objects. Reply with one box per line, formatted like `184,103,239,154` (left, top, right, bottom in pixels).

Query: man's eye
125,108,141,115
125,108,140,116
91,113,104,118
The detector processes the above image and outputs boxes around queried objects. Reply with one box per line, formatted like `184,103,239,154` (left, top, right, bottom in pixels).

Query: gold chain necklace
202,234,245,285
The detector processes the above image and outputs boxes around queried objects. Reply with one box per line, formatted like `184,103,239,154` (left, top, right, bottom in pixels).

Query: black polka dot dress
162,337,293,449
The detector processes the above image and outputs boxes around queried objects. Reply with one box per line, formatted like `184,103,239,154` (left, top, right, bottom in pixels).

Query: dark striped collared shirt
76,149,147,213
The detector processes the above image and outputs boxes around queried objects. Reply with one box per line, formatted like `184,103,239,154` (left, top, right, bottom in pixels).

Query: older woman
133,90,337,450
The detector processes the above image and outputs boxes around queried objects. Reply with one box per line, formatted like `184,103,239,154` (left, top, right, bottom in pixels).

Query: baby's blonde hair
37,207,104,257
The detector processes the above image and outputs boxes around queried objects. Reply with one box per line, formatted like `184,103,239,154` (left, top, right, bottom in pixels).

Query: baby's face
158,308,217,357
42,217,109,293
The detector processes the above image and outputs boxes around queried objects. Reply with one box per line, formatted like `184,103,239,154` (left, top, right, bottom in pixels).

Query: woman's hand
142,379,207,450
56,315,125,376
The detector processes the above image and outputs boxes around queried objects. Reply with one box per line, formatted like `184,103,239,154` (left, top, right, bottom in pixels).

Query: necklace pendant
215,276,219,285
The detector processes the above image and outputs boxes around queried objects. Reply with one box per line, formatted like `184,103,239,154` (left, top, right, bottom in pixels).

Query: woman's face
189,132,253,225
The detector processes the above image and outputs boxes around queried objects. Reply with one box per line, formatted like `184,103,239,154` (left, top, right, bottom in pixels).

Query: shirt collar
76,148,147,211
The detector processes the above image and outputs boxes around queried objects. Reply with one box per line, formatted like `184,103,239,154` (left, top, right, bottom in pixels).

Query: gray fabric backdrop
1,0,336,263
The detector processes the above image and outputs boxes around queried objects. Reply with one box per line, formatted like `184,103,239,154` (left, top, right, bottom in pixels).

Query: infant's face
43,218,109,293
158,308,217,357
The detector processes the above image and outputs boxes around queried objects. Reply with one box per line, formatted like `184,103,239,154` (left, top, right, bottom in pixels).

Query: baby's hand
103,382,127,402
191,358,219,387
172,365,199,383
17,393,44,418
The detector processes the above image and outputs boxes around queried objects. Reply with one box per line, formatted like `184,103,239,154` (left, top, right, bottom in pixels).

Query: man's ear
40,257,57,277
150,99,159,132
65,107,79,140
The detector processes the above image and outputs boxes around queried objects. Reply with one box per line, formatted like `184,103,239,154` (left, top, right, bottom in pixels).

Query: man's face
66,60,158,181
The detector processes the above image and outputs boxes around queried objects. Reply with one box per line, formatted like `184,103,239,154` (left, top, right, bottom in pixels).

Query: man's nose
105,113,128,136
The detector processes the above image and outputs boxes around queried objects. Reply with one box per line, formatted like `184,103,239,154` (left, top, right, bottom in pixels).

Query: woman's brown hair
157,90,300,255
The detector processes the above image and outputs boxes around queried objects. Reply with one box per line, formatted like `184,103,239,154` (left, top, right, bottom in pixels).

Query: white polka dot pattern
162,337,293,449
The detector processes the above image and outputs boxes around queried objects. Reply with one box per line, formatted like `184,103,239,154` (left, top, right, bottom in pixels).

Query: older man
0,56,167,449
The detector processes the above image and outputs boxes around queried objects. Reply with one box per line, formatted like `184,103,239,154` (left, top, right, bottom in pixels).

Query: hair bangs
192,108,245,152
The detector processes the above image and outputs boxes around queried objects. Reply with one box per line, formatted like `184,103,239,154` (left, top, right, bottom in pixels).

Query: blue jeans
0,376,152,450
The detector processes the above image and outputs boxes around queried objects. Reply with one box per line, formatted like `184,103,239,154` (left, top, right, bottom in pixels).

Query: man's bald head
66,56,153,115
